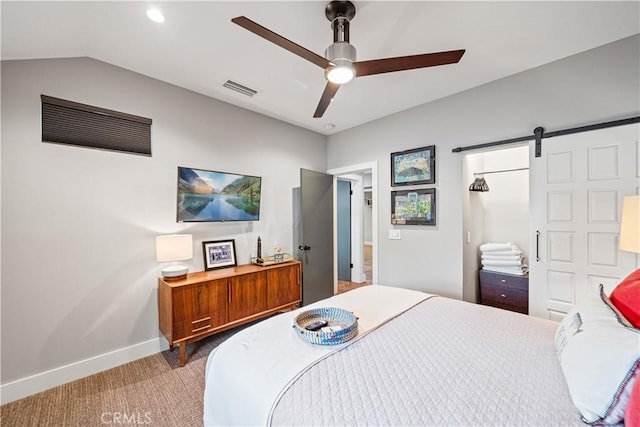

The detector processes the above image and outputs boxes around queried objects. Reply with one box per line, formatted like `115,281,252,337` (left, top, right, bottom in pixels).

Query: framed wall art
391,188,436,226
391,145,435,186
202,239,237,270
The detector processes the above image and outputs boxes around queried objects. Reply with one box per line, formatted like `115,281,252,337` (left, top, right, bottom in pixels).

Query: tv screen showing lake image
177,167,261,222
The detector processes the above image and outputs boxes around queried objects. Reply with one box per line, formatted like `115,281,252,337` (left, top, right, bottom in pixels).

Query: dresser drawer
480,283,528,314
479,270,529,314
478,270,528,290
173,318,212,341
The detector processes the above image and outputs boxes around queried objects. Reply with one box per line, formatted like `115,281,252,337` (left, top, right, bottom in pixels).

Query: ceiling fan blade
313,82,341,118
232,16,331,69
354,49,465,77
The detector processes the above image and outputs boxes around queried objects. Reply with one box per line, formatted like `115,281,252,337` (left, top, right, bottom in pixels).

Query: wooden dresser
478,269,529,314
158,261,301,366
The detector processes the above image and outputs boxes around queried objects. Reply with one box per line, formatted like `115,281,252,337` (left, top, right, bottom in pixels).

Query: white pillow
555,285,639,424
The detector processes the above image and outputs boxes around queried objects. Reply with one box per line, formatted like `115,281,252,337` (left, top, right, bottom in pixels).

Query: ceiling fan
232,1,465,118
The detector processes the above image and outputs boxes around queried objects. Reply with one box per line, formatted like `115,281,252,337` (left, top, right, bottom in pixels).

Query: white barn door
529,123,639,320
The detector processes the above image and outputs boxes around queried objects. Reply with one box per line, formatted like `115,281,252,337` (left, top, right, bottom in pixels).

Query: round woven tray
293,307,358,345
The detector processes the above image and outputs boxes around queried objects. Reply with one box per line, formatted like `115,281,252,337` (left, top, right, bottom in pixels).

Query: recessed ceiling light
146,8,165,23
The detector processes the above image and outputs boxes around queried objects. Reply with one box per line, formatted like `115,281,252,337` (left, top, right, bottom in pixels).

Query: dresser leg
179,342,186,367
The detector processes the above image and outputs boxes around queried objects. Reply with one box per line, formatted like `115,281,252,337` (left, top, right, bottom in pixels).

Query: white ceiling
2,1,639,135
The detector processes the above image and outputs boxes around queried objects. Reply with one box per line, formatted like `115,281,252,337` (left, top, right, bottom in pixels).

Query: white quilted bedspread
204,285,431,426
270,296,584,426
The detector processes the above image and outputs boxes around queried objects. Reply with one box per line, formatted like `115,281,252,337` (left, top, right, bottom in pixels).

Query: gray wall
1,57,326,383
327,35,640,299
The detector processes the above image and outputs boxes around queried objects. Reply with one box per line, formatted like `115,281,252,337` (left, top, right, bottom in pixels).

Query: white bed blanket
203,285,431,427
271,295,583,426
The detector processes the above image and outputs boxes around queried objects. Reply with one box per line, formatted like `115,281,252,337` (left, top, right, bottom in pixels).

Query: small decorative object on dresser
478,269,529,314
256,236,263,263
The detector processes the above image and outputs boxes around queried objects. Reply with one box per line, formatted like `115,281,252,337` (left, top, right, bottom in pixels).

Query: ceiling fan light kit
325,52,355,84
325,2,356,84
232,0,465,118
326,63,354,84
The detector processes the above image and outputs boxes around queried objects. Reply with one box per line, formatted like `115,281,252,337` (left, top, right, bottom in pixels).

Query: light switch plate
389,229,401,240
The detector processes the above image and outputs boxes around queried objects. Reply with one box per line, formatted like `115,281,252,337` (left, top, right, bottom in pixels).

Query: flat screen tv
177,167,261,222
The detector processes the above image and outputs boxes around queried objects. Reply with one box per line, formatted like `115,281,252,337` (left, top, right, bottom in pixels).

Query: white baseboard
0,337,166,405
351,271,367,283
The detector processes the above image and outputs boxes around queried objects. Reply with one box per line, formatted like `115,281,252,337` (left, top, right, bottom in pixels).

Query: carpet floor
0,321,255,427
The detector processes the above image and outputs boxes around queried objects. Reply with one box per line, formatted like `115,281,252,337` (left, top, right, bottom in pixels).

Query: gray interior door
337,179,351,281
299,168,334,305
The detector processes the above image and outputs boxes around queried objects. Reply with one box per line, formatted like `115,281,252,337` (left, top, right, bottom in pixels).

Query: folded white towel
482,254,524,262
480,242,521,253
480,249,522,256
483,266,529,276
481,259,524,267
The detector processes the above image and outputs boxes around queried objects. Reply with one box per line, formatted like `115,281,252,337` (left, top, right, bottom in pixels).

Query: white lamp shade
620,195,640,253
156,234,193,262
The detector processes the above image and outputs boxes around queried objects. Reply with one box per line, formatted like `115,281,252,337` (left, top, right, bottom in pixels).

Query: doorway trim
327,161,378,285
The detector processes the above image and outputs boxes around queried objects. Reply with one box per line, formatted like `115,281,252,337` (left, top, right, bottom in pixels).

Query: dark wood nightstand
478,270,529,314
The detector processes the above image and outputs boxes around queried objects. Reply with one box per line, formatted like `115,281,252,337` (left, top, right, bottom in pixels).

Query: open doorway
337,178,352,283
327,161,378,293
462,146,530,303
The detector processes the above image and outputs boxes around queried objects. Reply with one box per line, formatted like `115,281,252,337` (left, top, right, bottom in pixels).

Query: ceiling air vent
223,80,257,97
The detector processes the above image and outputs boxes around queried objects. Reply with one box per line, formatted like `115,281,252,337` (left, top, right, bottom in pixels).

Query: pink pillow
627,375,640,427
610,269,640,328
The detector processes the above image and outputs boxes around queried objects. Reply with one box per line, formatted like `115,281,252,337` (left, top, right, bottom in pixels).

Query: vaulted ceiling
2,1,639,135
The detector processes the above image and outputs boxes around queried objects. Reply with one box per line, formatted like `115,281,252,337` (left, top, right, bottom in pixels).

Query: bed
203,284,639,426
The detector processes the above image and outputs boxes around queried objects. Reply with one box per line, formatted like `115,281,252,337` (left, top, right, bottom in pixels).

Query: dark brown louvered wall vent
41,95,152,156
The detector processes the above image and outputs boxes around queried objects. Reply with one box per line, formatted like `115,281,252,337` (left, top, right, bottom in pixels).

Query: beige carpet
0,321,254,427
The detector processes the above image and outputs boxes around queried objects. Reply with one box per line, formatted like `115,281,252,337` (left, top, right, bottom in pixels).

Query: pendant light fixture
469,176,490,192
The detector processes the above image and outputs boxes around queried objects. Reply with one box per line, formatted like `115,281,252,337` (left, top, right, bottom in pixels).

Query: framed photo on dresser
203,239,237,270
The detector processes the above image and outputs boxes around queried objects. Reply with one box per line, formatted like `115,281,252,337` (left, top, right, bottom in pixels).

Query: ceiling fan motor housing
325,1,357,68
325,41,356,66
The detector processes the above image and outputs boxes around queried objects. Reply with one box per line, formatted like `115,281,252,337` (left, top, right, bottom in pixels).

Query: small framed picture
391,188,436,226
391,145,436,186
202,239,237,270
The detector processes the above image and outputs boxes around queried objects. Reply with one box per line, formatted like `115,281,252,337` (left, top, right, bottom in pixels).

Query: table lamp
619,195,640,253
156,234,193,280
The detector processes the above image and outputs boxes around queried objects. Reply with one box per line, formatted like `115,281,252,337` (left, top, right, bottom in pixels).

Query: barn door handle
536,231,540,262
298,245,311,251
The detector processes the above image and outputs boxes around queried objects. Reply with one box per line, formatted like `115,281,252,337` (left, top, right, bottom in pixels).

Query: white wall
478,146,530,260
327,35,640,299
1,58,326,396
363,172,373,244
363,192,373,245
462,152,485,302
